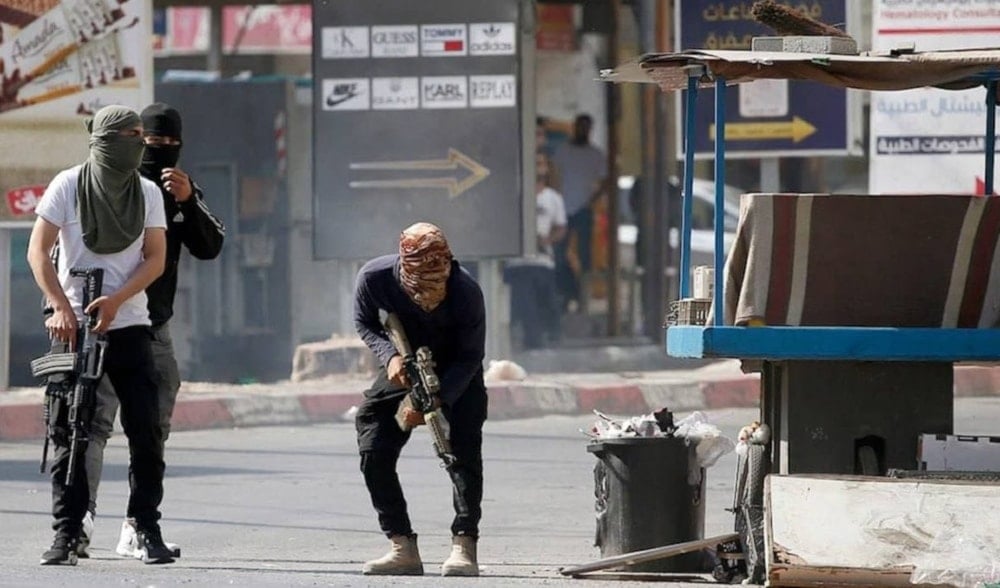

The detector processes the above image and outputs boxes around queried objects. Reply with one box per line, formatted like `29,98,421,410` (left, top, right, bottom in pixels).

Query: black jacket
146,182,225,326
354,254,486,407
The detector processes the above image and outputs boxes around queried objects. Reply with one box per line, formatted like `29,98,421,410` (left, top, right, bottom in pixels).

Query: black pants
50,325,164,539
356,371,488,538
505,264,560,349
555,207,593,309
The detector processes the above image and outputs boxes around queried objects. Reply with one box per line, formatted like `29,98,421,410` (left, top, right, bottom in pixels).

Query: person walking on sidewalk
81,102,225,559
505,152,567,349
27,105,174,565
551,113,606,312
353,222,487,577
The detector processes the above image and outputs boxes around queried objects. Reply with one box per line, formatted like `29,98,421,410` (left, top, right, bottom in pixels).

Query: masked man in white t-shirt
27,105,174,566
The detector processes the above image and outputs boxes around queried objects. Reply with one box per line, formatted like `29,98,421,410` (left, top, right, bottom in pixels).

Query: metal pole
986,79,997,196
605,0,621,337
713,77,726,326
659,0,677,313
760,158,780,192
680,71,698,299
0,228,10,391
481,259,509,363
638,0,673,339
207,3,223,73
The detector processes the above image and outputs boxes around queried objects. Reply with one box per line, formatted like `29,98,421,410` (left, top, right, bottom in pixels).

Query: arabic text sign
868,0,999,194
5,185,45,217
677,0,851,158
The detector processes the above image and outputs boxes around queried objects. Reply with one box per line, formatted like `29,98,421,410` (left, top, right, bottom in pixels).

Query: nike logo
326,84,360,107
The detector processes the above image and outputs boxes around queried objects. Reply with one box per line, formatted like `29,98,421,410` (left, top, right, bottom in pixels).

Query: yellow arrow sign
349,148,490,198
709,116,817,143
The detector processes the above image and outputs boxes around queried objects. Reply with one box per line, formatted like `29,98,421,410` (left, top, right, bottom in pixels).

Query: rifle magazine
30,353,76,378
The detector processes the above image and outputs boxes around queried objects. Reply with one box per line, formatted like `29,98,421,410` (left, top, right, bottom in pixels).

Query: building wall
286,81,358,349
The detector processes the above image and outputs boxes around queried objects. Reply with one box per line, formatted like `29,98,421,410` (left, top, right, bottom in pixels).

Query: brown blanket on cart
718,194,1000,328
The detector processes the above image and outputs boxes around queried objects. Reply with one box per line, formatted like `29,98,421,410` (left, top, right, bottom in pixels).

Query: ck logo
321,27,370,59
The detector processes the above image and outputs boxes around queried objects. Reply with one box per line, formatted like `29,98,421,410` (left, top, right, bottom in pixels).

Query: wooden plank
768,564,936,588
765,474,1000,587
558,533,739,577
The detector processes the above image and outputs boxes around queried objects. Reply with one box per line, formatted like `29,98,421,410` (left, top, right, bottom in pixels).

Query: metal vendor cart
603,46,1000,477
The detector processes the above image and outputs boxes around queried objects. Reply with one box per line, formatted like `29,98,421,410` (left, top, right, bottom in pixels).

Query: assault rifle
31,268,107,486
383,312,457,469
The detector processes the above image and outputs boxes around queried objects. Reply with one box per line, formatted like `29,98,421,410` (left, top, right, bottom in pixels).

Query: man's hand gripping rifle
31,268,107,486
383,313,458,469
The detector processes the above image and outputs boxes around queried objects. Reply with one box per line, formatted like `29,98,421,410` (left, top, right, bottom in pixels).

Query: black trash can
589,436,706,573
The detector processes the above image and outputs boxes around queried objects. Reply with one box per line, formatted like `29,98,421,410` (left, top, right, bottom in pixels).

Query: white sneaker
116,518,181,559
76,511,94,558
115,519,138,558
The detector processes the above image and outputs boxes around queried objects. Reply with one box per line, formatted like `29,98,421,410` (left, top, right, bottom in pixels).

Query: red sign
536,4,576,51
163,4,312,54
975,177,997,197
6,185,46,217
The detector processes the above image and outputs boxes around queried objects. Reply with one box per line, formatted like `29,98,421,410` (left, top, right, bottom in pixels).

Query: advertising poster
1,0,152,222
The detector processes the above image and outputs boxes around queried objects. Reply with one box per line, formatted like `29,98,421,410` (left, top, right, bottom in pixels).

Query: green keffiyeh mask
77,105,146,254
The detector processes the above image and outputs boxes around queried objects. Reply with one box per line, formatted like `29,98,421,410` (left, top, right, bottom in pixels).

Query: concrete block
290,336,377,382
752,36,858,55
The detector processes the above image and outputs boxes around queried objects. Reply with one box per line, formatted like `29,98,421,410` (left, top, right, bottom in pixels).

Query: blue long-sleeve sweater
354,254,486,406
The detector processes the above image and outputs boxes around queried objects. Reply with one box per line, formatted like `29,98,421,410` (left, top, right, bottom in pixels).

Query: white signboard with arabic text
869,1,999,195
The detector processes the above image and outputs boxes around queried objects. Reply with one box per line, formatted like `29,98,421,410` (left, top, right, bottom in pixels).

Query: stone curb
2,366,998,441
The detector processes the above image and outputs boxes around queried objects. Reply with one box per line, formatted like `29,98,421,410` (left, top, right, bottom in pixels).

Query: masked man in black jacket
79,103,225,559
354,222,487,577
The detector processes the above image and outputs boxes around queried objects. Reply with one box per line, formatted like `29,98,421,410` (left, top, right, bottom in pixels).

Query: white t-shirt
35,165,167,330
510,186,567,269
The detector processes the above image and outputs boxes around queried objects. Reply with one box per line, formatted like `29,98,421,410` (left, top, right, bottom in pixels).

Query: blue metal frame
668,325,1000,362
679,73,698,298
670,71,1000,361
713,77,726,325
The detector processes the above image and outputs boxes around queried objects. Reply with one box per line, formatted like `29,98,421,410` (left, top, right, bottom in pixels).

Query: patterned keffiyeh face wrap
398,222,453,312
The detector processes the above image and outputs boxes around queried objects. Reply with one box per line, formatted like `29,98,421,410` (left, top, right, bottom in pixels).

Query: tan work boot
441,535,479,576
362,534,423,575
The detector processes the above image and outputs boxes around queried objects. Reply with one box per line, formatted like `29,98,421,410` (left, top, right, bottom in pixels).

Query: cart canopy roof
603,47,1000,92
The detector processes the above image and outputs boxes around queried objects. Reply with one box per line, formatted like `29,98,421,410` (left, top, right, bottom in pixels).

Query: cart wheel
743,444,766,507
739,444,768,584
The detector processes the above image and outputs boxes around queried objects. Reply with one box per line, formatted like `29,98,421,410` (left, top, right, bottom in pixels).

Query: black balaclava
139,102,183,185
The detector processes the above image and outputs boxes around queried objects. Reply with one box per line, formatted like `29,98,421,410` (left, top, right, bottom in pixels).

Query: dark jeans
356,371,488,538
555,208,593,309
505,264,560,349
49,325,164,539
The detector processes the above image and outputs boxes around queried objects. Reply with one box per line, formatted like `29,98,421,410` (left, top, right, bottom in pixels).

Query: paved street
1,399,999,587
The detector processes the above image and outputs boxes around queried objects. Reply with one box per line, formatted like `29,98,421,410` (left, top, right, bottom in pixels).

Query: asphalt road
1,399,998,587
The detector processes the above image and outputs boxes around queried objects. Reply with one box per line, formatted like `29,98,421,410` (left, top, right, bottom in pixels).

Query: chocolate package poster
0,0,151,118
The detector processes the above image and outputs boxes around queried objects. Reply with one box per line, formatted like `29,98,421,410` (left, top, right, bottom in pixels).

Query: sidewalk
2,361,999,441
